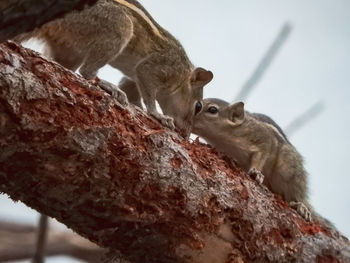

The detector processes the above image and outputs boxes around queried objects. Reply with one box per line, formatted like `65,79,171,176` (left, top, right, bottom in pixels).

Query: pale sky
1,1,349,262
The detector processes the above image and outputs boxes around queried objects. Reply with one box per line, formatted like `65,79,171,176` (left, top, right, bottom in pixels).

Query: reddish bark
0,41,349,263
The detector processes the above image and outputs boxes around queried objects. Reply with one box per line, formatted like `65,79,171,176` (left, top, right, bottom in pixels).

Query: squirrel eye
207,106,218,114
195,101,202,115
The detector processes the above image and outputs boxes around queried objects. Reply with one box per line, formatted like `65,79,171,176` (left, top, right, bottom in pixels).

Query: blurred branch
0,0,97,42
234,22,292,102
285,101,325,136
33,214,49,263
0,220,105,262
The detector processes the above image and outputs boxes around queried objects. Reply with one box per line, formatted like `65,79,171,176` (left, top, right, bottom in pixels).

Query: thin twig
33,214,49,263
234,22,292,102
284,101,325,136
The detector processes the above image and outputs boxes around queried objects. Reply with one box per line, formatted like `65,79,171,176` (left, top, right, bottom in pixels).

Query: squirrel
10,2,212,261
192,98,312,221
13,0,213,137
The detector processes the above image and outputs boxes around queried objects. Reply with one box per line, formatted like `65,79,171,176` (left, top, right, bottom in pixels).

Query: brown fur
193,98,312,221
14,0,213,136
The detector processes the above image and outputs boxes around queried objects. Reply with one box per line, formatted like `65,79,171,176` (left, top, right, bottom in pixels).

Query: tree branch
0,41,349,263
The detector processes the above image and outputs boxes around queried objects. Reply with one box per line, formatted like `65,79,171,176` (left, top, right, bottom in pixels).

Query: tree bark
0,41,349,263
0,0,97,41
0,220,105,262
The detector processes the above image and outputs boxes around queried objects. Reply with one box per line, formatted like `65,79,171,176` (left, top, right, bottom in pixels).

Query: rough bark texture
0,0,97,41
0,41,349,263
0,220,105,262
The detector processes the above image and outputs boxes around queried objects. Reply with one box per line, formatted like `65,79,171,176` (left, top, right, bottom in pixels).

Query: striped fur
113,0,165,39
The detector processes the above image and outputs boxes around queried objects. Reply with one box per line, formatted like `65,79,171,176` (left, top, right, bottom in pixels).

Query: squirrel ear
191,67,213,87
228,102,245,124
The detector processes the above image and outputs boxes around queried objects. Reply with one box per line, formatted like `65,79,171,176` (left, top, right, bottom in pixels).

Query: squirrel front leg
135,56,175,130
137,81,175,130
119,77,143,108
248,150,269,184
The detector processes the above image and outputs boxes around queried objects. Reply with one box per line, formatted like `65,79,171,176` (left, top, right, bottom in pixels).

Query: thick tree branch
0,220,105,262
0,42,349,263
0,0,97,42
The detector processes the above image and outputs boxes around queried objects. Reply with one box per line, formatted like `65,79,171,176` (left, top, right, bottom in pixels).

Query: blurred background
1,0,349,262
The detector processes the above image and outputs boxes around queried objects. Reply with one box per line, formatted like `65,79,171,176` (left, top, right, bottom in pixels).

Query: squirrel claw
95,78,129,106
110,89,128,106
289,201,312,222
248,168,264,184
150,112,175,130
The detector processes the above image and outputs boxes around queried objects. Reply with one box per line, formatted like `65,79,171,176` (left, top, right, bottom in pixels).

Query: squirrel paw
95,78,129,106
289,201,312,222
110,88,128,107
150,112,175,130
248,168,264,184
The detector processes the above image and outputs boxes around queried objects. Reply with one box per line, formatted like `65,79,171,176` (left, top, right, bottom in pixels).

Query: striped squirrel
14,0,213,136
192,98,312,221
11,2,212,261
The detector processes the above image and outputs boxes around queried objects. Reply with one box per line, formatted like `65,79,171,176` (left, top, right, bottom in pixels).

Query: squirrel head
158,68,213,138
192,98,245,140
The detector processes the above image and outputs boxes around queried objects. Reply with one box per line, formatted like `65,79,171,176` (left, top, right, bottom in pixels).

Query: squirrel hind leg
248,168,265,185
96,79,128,107
43,41,83,72
119,77,143,109
289,201,312,222
78,13,134,81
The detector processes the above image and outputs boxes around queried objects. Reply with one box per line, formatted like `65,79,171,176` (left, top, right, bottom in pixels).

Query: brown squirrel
192,98,312,221
12,2,213,262
14,0,213,137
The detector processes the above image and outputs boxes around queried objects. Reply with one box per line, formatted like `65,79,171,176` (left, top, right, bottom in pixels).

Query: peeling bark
0,41,349,263
0,0,97,41
0,220,105,262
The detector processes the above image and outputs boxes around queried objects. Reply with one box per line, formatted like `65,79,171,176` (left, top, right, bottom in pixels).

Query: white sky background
0,0,349,262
